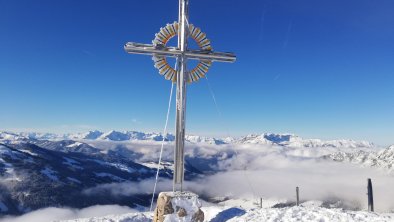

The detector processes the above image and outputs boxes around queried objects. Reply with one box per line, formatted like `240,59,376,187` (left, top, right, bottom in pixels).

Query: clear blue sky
1,0,393,145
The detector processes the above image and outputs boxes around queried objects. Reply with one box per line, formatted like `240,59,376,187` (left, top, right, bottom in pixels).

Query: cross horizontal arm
124,42,236,63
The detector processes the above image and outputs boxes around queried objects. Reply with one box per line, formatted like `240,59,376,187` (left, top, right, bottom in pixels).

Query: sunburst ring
152,22,213,83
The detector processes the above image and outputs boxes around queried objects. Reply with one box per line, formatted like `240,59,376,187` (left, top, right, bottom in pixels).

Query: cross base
153,191,204,222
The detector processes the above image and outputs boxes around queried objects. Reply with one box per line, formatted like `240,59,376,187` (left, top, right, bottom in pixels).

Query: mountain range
324,145,394,172
0,130,376,148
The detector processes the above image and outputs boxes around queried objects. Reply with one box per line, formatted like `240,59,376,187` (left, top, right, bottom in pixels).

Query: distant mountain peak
0,130,376,148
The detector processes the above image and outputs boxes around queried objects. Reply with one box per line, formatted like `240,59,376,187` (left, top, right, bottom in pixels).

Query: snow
94,172,125,182
40,167,59,181
58,193,392,222
19,149,38,156
227,206,394,222
0,201,9,212
236,133,375,148
218,198,283,210
97,130,173,142
0,151,23,182
108,163,136,173
1,130,376,149
63,157,80,165
139,161,174,171
88,159,107,165
87,159,137,173
69,130,104,140
67,177,82,184
160,192,202,222
327,145,394,172
66,142,84,148
2,130,394,222
57,204,394,222
63,157,83,170
99,130,131,141
19,132,60,140
61,212,152,222
0,145,21,160
185,135,225,145
0,132,24,141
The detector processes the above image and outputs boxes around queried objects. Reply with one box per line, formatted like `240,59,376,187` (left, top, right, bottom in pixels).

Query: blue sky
1,0,393,145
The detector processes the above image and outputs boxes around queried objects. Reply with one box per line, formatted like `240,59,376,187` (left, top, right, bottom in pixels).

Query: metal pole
174,0,189,192
124,43,236,62
367,178,374,212
296,187,299,206
260,198,262,209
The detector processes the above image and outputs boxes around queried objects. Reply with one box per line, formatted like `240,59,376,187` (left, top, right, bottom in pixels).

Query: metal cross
124,0,236,191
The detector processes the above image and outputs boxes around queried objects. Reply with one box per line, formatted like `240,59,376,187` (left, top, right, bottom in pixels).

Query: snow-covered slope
227,206,394,222
0,138,208,215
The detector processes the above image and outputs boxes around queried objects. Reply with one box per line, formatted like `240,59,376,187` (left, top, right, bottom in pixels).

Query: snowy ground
56,199,394,222
60,205,394,222
5,198,393,222
227,206,394,222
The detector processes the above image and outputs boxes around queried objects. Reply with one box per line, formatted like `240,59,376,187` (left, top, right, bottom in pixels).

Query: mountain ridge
0,131,377,148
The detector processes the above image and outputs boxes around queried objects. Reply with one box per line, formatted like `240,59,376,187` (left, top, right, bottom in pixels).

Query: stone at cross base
153,192,204,222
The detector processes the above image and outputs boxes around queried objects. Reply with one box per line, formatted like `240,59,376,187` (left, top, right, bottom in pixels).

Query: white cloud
182,145,394,212
83,178,173,197
4,140,394,221
82,142,394,212
131,119,141,124
0,205,136,222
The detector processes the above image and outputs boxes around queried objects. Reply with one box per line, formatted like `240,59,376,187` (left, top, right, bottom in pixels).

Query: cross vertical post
174,0,189,191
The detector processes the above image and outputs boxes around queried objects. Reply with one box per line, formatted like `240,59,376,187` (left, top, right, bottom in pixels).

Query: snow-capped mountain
19,132,60,140
0,131,25,142
0,139,203,215
184,135,226,145
236,133,375,148
97,130,175,142
0,142,149,215
325,145,394,171
69,130,104,140
99,130,132,141
0,131,376,148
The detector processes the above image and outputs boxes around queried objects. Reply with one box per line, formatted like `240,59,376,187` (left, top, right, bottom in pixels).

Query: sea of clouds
2,141,394,221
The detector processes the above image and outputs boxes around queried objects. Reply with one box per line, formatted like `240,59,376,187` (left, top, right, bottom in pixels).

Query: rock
192,208,204,222
153,192,174,222
177,207,187,217
153,191,204,222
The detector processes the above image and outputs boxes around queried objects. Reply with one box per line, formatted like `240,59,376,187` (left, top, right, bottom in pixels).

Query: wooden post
260,197,262,209
296,187,300,206
367,178,374,212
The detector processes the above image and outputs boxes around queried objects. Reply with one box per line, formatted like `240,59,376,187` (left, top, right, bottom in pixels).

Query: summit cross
124,0,236,191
